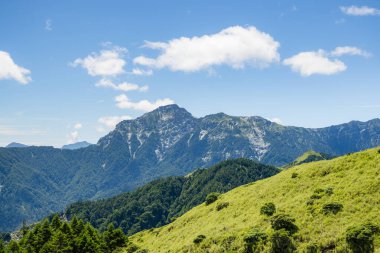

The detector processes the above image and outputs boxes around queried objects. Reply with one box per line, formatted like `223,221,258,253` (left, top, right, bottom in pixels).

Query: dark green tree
346,223,379,253
103,224,127,252
244,228,267,253
205,192,219,205
270,229,296,253
77,231,101,253
7,240,21,253
271,214,298,235
260,203,276,216
70,216,84,236
51,214,62,231
0,239,5,253
50,230,73,253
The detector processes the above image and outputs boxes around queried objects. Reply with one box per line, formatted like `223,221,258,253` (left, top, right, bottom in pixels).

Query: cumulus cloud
115,94,174,112
340,5,380,16
96,78,148,92
131,68,153,76
283,46,370,76
0,51,32,84
98,115,132,129
330,46,371,57
133,25,280,72
283,50,346,76
71,46,127,76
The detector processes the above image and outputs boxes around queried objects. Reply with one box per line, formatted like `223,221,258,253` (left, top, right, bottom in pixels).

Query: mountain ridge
62,141,92,150
1,104,380,231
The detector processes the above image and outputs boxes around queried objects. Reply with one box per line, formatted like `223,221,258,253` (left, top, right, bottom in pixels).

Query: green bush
310,189,324,199
205,192,219,205
271,214,298,235
325,187,333,196
260,203,276,216
243,228,267,253
306,242,319,253
193,234,206,244
216,202,229,211
322,203,343,215
270,229,296,253
346,223,379,253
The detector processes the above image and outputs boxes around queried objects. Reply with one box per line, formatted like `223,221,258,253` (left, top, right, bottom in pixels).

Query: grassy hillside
283,150,333,169
126,147,380,252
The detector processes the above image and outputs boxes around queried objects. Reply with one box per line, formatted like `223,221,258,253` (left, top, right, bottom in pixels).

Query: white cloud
98,115,132,129
134,25,280,72
45,19,52,31
269,118,283,124
340,6,380,16
115,94,174,112
67,131,79,144
330,46,371,57
74,123,82,129
284,46,370,76
131,68,153,76
0,51,32,84
71,46,127,76
96,78,148,92
283,50,346,76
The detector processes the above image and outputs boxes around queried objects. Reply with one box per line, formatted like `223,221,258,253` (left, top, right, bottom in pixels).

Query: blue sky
0,0,379,147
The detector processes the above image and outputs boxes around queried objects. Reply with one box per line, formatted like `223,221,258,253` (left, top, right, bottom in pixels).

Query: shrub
322,203,343,215
291,173,298,179
270,229,296,253
325,187,333,196
205,192,219,205
377,149,380,154
260,203,276,216
216,202,229,211
346,223,379,253
271,214,298,235
310,189,324,199
243,228,267,253
193,234,206,244
306,242,319,253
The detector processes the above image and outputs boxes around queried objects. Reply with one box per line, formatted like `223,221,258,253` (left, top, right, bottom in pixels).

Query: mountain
1,104,380,231
5,142,28,148
126,147,380,253
64,159,279,235
283,150,333,168
62,141,92,150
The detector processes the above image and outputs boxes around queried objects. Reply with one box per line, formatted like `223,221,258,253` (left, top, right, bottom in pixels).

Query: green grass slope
127,147,380,252
283,150,333,169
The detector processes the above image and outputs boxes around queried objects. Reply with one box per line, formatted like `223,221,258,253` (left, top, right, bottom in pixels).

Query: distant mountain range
5,142,29,148
1,104,380,231
61,141,92,150
5,141,92,150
